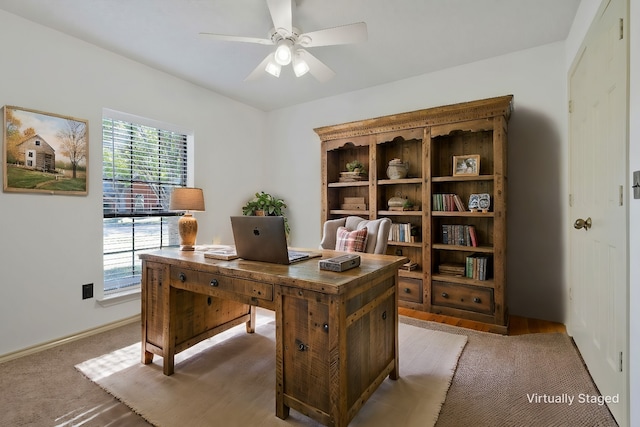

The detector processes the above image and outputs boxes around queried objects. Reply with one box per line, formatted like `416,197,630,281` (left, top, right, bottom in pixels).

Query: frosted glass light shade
265,61,281,77
274,40,293,66
293,51,309,77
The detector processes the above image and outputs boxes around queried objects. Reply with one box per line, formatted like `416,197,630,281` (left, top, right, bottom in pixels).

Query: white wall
266,42,568,323
0,10,265,355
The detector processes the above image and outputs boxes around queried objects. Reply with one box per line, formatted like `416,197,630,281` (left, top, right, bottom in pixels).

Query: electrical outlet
82,283,94,300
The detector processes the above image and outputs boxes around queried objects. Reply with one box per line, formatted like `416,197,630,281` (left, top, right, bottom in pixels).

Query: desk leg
390,275,400,380
246,305,256,333
162,283,175,376
142,347,154,365
274,288,290,420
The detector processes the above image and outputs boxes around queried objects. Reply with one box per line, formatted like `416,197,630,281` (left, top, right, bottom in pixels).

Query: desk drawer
170,267,273,302
432,281,493,315
398,277,422,303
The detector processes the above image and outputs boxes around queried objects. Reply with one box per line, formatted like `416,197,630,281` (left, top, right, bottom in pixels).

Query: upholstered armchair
320,216,392,254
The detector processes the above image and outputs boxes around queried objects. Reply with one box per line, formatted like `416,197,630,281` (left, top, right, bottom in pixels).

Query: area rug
76,314,467,427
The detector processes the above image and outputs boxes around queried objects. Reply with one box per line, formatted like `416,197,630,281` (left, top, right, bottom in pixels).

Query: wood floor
399,307,567,335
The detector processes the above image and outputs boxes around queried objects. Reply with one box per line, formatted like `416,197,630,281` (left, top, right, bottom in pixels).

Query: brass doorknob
573,217,592,231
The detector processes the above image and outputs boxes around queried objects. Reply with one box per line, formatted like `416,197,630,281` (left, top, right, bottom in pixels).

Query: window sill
97,287,141,307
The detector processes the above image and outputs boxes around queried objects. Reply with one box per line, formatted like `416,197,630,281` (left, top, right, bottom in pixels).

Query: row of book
388,222,420,243
433,193,466,212
441,224,478,247
466,254,491,281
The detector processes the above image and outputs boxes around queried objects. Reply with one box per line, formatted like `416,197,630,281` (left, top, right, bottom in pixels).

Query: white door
568,0,628,424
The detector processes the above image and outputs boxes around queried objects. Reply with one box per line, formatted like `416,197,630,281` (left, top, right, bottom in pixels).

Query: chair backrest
320,216,392,254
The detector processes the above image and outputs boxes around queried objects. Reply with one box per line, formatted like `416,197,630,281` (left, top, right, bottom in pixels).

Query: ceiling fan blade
298,49,335,82
266,0,293,35
244,53,274,81
298,22,367,47
199,32,273,45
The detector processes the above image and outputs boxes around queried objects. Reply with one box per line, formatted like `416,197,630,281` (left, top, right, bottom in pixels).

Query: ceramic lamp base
178,213,198,251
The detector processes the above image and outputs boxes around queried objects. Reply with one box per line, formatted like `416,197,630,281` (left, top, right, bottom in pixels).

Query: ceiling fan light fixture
293,51,310,77
274,39,293,65
265,60,281,77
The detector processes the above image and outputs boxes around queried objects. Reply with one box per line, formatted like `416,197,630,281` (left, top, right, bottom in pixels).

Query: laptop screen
230,216,297,265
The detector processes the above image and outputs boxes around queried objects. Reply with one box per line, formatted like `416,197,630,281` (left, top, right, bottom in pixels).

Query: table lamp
170,187,205,251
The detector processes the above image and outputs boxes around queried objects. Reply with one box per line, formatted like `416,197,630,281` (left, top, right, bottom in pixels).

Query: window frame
101,109,194,297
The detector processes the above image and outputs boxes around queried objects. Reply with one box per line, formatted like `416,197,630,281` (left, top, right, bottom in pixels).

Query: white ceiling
0,0,581,111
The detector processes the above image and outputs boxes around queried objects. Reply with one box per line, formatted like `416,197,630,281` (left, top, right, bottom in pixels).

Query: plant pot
387,159,409,179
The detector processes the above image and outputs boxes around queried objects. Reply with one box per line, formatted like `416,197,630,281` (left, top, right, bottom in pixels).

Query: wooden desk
140,248,407,427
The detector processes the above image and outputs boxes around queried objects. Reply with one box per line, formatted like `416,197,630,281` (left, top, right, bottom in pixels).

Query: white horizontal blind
102,117,188,292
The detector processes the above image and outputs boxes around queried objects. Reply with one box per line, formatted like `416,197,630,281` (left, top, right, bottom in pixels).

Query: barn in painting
16,134,56,172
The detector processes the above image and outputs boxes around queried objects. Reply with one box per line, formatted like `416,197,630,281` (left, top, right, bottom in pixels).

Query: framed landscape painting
3,106,88,195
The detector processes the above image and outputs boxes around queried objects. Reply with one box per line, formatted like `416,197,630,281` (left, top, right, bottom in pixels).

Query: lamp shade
170,188,205,212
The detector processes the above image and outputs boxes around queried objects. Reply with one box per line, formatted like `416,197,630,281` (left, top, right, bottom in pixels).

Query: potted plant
346,160,367,176
242,192,290,235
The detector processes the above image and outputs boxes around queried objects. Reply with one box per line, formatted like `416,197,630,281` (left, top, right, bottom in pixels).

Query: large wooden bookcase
314,95,512,333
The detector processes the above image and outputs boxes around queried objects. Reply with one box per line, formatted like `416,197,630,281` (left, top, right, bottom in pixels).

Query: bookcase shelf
316,95,512,334
432,244,494,253
432,211,495,218
387,241,423,248
378,210,423,216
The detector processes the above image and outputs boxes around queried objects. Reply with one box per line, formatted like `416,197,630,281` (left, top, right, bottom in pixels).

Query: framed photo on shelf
453,154,480,177
3,106,88,195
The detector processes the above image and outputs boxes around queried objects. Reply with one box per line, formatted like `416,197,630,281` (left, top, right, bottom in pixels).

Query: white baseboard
0,315,140,364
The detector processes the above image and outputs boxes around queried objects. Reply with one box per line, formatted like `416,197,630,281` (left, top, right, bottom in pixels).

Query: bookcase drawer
432,281,493,315
398,277,422,303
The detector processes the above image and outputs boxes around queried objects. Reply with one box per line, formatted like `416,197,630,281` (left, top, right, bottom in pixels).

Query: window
102,112,190,294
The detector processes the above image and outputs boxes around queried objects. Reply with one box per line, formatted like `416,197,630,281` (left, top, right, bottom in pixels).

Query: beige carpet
76,314,467,427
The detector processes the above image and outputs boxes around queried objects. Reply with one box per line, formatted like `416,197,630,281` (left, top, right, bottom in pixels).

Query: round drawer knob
473,297,481,304
441,292,449,298
179,273,186,282
210,279,219,287
404,288,411,293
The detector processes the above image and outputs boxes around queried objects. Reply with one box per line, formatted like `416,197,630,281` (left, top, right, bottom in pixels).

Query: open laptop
230,216,312,265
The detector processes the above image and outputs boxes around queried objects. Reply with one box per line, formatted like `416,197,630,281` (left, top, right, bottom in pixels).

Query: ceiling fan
200,0,367,82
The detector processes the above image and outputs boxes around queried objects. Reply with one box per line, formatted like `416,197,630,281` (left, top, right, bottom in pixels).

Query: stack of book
203,246,238,260
433,193,466,211
466,254,491,280
400,261,419,271
441,224,478,246
340,197,367,211
438,263,465,276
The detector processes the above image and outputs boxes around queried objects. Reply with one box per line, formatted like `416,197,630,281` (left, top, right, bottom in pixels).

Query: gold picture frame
3,106,88,195
453,154,480,177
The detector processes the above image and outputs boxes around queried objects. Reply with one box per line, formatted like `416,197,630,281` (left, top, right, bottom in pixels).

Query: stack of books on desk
203,246,238,260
